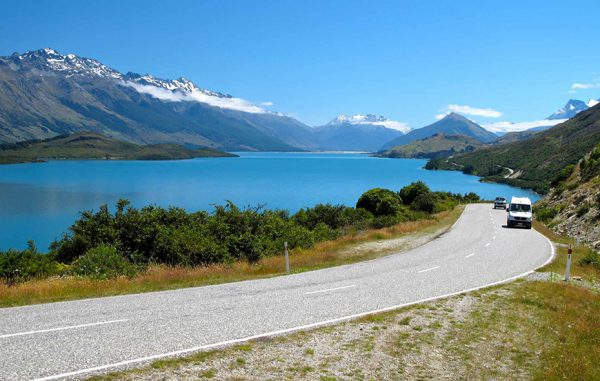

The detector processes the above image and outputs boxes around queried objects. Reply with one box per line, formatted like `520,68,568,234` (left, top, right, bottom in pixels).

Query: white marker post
284,241,290,274
564,244,572,282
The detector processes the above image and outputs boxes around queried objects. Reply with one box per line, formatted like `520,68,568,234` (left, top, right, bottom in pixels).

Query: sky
1,0,600,131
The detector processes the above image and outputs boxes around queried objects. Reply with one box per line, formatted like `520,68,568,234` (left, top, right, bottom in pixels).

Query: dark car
494,197,507,209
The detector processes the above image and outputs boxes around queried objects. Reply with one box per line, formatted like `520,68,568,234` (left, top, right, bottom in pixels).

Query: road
0,204,554,381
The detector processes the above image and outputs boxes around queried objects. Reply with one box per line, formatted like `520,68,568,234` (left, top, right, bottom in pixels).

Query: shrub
356,188,403,217
551,164,575,186
578,248,600,268
576,203,590,217
0,241,60,284
535,205,560,223
399,181,431,206
412,192,437,213
71,244,136,279
293,204,370,230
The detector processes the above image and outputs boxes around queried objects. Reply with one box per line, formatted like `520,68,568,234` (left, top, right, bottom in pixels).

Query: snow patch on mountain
12,48,267,114
122,81,267,114
587,98,599,107
328,114,411,133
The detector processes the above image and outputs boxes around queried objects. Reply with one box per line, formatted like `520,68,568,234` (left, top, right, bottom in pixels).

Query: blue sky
1,0,599,131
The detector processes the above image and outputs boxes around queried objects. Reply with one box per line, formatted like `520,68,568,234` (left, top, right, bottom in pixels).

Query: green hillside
0,132,236,164
378,133,483,159
426,104,600,194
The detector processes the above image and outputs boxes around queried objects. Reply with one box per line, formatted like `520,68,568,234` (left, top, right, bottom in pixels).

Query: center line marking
0,319,128,339
418,266,440,273
304,285,356,295
484,243,491,247
465,253,475,258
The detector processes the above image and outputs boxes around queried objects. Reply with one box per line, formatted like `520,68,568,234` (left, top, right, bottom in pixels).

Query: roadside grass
85,280,600,381
534,220,600,282
0,207,462,307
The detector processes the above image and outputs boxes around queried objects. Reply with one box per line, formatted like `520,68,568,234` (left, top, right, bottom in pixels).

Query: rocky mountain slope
0,48,317,151
535,144,600,251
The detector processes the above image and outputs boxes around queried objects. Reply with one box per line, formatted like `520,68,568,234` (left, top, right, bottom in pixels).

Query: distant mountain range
0,48,318,151
311,114,408,152
426,103,600,194
1,48,598,154
380,113,498,150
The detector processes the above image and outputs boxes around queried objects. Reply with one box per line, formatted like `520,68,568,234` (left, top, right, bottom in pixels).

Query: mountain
547,99,590,120
377,133,483,159
0,48,317,151
426,103,600,194
380,113,498,150
311,114,407,152
0,132,235,164
491,98,599,144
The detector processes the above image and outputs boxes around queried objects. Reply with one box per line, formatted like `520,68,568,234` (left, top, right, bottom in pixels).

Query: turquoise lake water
0,152,539,250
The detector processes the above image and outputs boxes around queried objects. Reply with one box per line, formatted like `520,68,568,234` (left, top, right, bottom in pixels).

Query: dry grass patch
0,208,462,307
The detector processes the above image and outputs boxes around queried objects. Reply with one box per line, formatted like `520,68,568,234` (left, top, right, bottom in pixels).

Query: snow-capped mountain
0,48,318,150
547,99,590,120
14,48,123,79
588,98,599,108
309,114,409,152
123,72,232,99
327,114,411,133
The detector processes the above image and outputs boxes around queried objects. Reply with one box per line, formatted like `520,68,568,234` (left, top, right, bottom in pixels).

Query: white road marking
30,231,557,381
304,285,356,295
418,266,440,273
465,253,475,258
0,319,128,339
484,243,491,247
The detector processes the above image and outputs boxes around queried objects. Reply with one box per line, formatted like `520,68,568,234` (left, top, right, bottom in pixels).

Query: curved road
0,204,553,380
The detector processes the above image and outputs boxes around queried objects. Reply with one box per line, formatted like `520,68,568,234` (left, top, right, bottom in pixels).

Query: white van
506,197,532,229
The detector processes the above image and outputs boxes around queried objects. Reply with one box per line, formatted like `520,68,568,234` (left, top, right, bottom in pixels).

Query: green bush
0,241,60,284
412,192,437,213
578,247,600,268
399,181,431,205
551,164,576,186
535,205,560,223
71,244,136,279
356,188,403,217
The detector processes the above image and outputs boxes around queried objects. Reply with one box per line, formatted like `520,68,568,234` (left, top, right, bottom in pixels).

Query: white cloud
370,120,411,133
569,81,600,93
260,101,274,106
443,104,503,118
122,81,267,114
483,118,567,133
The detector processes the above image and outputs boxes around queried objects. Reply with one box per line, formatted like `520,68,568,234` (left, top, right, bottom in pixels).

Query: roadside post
564,244,572,282
284,241,290,274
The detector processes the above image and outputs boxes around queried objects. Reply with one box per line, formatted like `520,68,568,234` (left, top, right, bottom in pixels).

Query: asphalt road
0,204,554,381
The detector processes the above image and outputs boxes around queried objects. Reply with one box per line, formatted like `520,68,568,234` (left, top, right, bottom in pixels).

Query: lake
0,152,539,250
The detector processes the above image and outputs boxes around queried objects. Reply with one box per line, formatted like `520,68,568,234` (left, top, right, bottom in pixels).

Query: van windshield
510,204,531,212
